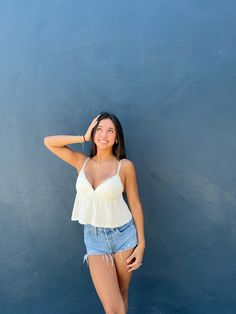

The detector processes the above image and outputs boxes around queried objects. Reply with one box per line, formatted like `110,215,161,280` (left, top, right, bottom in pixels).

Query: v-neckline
78,157,123,192
82,169,120,192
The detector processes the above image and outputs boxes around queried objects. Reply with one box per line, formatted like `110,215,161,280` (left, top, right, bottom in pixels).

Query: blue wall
1,1,236,313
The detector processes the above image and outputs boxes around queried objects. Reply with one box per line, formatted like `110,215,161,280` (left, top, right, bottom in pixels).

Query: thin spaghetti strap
82,157,90,170
117,159,122,175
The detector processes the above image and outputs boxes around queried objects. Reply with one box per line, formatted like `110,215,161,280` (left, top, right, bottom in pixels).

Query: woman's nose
101,131,109,137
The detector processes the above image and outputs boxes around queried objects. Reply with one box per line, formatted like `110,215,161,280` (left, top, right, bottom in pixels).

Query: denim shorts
83,218,138,266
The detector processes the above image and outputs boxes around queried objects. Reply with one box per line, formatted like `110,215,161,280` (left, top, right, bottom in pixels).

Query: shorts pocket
116,220,132,235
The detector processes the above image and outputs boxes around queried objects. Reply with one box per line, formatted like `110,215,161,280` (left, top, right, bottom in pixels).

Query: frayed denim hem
83,245,137,267
83,252,115,267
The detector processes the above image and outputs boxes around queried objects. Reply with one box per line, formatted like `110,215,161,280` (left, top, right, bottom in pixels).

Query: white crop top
71,157,133,227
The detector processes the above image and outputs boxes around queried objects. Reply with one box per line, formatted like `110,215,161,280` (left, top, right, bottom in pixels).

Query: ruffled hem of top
75,214,133,228
71,194,132,227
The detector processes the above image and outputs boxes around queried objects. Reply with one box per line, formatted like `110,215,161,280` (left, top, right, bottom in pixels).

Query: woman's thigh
87,254,125,313
114,247,135,295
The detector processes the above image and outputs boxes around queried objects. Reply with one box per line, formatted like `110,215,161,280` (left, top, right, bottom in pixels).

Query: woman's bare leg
114,247,136,313
87,254,125,314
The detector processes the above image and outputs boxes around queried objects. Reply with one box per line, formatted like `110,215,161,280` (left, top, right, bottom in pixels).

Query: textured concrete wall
1,1,236,313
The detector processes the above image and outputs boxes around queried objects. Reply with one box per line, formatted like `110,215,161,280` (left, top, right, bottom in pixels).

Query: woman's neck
94,150,115,162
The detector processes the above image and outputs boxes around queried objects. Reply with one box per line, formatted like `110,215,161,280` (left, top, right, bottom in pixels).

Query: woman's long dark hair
89,111,127,160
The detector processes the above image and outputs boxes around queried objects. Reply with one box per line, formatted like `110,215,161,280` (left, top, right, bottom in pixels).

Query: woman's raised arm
43,135,87,170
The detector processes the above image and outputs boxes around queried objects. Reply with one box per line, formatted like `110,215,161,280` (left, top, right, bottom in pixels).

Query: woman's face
94,118,117,149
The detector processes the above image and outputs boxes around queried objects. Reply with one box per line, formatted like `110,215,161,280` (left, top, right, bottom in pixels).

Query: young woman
44,111,145,314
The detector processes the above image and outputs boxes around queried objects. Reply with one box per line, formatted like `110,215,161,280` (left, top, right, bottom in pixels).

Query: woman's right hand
84,114,101,142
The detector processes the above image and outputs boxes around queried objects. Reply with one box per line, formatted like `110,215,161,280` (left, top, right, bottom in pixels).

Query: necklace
91,157,116,168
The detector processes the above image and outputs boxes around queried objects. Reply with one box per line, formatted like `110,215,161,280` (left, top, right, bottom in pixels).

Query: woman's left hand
126,245,145,272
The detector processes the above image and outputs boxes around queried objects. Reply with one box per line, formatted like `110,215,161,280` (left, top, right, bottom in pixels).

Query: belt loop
103,228,112,252
93,226,97,237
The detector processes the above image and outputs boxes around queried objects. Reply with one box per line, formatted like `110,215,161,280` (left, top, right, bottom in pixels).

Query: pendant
92,162,101,168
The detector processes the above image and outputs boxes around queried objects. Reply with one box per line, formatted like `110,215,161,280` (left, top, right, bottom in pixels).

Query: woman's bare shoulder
121,158,136,172
76,154,90,174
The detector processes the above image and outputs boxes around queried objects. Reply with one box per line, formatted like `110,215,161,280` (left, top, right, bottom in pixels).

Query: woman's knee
103,300,125,314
